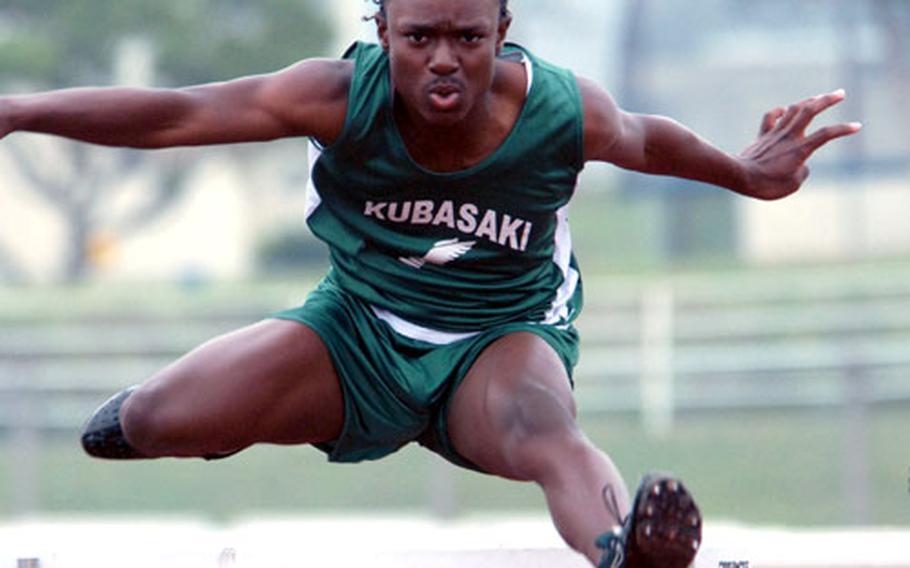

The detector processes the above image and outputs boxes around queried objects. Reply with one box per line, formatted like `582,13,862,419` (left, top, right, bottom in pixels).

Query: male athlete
0,0,860,566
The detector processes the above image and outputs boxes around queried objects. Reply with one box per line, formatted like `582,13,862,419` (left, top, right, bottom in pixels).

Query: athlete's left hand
737,89,862,200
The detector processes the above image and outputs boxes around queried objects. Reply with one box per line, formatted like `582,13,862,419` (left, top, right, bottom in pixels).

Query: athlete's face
377,0,511,127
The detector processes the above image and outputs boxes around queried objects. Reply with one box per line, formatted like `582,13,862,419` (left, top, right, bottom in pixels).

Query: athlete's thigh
126,319,343,450
446,331,576,479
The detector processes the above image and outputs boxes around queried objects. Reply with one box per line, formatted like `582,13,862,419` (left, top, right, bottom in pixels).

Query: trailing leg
80,319,343,460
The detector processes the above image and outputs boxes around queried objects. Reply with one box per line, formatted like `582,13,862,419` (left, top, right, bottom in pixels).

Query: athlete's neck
395,59,526,173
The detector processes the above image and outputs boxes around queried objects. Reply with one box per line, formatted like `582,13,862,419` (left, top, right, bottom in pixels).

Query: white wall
739,174,910,263
0,146,67,283
93,157,254,283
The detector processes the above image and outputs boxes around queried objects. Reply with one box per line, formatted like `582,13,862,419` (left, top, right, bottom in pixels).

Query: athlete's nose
429,41,458,75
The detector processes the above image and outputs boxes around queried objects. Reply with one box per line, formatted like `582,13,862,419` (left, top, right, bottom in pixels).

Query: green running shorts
272,277,579,470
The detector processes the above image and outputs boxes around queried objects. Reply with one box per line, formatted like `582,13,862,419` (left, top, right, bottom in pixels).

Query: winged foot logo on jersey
400,239,477,269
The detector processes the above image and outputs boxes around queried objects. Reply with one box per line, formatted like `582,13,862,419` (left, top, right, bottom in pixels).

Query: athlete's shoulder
258,56,353,145
575,74,623,163
272,57,353,103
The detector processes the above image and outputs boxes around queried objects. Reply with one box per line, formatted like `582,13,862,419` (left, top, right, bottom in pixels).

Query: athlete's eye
462,32,483,43
405,31,428,44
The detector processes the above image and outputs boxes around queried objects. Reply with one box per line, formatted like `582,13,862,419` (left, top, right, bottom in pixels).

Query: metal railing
2,267,910,431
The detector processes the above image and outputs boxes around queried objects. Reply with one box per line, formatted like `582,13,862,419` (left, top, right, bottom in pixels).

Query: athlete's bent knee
499,382,576,437
495,383,583,476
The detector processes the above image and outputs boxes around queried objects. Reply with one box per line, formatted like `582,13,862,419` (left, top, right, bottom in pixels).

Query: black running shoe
82,386,243,461
81,386,145,459
596,473,702,568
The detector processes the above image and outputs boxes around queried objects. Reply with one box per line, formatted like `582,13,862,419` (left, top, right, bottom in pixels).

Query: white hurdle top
2,515,909,568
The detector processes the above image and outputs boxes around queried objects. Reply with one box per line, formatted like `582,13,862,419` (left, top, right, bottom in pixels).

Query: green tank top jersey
305,41,585,333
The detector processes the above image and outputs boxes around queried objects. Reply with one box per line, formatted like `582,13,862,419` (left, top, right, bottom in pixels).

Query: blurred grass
1,405,907,526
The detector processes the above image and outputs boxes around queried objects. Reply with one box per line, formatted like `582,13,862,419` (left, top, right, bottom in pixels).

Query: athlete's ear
376,14,390,51
495,13,512,55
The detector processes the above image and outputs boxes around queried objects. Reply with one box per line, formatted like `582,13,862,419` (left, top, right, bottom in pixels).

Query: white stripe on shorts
370,305,481,345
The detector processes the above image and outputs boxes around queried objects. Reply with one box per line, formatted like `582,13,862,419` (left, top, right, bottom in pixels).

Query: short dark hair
369,0,510,20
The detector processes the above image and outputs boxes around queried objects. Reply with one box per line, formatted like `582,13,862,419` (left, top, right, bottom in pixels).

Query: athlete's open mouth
427,81,463,112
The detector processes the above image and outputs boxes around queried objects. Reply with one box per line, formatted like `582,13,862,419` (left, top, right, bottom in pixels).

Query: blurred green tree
0,0,334,87
0,1,333,283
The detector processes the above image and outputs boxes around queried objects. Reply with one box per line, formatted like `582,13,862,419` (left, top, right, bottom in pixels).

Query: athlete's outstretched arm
579,77,862,201
0,58,351,149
